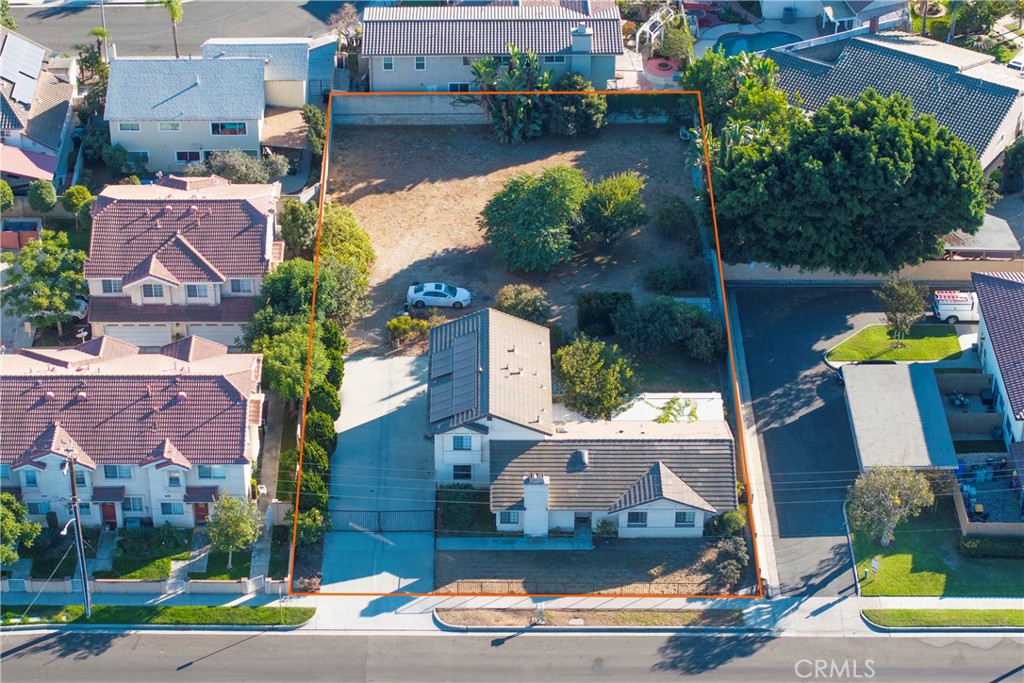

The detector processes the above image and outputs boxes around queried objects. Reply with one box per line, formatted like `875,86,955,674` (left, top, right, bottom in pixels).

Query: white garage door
187,324,243,348
103,324,173,348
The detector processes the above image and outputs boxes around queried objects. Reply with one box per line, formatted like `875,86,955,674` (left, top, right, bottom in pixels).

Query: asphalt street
2,631,1023,682
734,288,884,598
9,1,338,56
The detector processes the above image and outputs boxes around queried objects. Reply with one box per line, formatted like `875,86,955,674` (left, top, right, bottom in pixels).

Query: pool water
715,31,801,56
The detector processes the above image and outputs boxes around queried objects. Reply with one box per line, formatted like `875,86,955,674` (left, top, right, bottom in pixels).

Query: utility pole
63,451,93,620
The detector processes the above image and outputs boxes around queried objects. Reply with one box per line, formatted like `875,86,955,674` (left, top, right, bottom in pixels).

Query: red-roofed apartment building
83,174,283,349
0,336,264,529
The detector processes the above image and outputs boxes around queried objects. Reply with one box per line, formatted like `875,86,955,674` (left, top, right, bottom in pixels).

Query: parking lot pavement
734,287,884,598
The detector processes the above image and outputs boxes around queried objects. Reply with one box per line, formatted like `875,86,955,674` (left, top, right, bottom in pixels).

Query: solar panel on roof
450,331,479,416
429,376,454,422
0,33,46,85
10,73,37,105
431,347,454,379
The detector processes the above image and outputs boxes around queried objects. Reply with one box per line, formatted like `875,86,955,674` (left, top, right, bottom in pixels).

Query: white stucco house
0,336,263,529
83,174,283,349
973,272,1024,446
428,309,738,539
202,36,337,107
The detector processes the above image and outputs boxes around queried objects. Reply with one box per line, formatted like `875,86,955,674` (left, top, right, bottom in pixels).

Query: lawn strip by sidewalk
863,609,1024,628
1,605,315,626
188,550,253,581
437,609,744,628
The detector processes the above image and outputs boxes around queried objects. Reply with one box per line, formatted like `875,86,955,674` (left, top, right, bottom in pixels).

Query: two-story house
0,27,78,189
202,36,337,107
84,174,283,348
973,272,1024,447
0,335,263,529
360,0,624,93
105,52,266,173
428,309,737,538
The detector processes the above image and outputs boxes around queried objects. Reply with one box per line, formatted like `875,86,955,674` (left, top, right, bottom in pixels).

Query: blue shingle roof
105,58,265,122
202,38,310,82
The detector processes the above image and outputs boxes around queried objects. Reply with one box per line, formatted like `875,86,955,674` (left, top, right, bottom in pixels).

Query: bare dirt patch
436,608,744,628
327,124,701,354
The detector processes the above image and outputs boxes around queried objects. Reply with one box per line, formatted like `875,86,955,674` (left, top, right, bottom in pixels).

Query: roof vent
577,448,589,467
43,391,55,401
163,204,174,215
176,391,187,401
508,345,516,353
76,391,87,401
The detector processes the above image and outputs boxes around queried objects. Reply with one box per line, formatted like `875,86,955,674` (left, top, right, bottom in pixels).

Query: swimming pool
715,31,801,56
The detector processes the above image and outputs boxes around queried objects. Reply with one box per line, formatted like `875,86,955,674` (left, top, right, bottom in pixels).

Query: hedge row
958,535,1024,559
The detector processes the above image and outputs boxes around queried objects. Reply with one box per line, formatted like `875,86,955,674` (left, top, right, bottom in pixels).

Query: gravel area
436,608,744,628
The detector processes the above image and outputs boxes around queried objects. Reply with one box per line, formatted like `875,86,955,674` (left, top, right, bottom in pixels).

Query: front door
194,503,209,524
101,502,117,529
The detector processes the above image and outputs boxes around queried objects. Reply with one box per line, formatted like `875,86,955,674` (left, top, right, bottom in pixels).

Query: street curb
431,610,773,634
859,611,1024,635
0,617,313,633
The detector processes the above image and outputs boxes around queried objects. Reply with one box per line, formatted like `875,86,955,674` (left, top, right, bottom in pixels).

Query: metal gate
331,510,434,532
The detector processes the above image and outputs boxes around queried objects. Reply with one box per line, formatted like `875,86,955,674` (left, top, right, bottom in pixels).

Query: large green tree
874,277,927,346
258,258,340,322
553,336,638,420
61,185,94,229
317,203,375,278
0,179,13,211
27,179,57,215
715,89,986,274
546,72,607,139
252,324,330,404
481,166,588,272
1,493,42,565
0,230,88,336
847,466,934,547
205,495,262,570
280,198,320,255
187,150,289,184
469,45,553,144
1,0,16,30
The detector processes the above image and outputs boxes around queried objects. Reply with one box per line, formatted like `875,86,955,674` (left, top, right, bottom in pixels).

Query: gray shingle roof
944,214,1021,254
362,1,623,57
972,271,1024,420
105,57,265,121
428,308,554,434
0,27,74,153
202,38,310,82
772,31,1021,161
489,434,736,513
608,461,717,513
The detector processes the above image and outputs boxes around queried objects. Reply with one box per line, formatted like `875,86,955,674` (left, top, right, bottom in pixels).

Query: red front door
194,503,209,524
101,502,117,526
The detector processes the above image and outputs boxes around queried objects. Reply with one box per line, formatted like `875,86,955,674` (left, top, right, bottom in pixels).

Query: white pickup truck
933,290,979,324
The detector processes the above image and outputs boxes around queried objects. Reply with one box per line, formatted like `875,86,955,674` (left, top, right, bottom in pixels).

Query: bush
297,471,329,512
300,441,330,478
622,20,637,36
321,320,344,350
0,180,13,211
581,171,648,244
27,179,57,214
121,175,141,185
642,262,700,293
655,195,701,253
610,301,680,356
80,126,110,162
325,349,345,388
436,484,478,530
708,508,748,537
291,508,330,546
553,336,638,419
309,380,340,420
494,284,552,325
595,519,618,537
45,511,59,530
928,17,950,41
101,143,128,173
545,72,607,139
546,322,568,352
958,535,1024,559
717,537,749,567
674,303,727,363
577,291,634,336
387,316,429,345
718,559,742,586
61,185,93,216
303,410,337,454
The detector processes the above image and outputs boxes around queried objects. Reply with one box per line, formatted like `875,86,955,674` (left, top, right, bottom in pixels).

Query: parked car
933,290,979,324
406,282,471,309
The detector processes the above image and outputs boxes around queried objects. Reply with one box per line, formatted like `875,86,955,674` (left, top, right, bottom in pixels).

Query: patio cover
90,486,126,502
0,144,58,180
843,362,958,471
183,486,219,503
260,107,308,150
943,214,1021,255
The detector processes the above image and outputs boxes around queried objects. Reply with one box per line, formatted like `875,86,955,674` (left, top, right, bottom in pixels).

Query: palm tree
919,0,929,36
87,26,111,62
946,0,967,43
152,0,183,59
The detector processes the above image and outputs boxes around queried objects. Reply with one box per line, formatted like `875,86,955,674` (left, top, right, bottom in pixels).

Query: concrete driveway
733,288,885,598
321,355,435,595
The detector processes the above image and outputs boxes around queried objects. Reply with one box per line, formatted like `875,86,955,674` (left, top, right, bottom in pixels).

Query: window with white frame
452,435,472,451
499,511,519,525
211,122,246,136
118,122,141,132
141,284,164,299
103,464,133,479
126,151,150,165
27,501,50,515
186,284,209,299
452,464,472,480
23,470,38,487
122,497,145,513
382,56,394,71
79,502,92,516
675,510,695,527
74,469,88,487
542,55,566,64
415,56,426,71
167,471,182,488
158,122,181,132
626,511,647,527
161,501,185,516
448,82,470,93
101,279,123,294
230,279,254,294
175,150,202,164
0,464,10,480
197,464,226,479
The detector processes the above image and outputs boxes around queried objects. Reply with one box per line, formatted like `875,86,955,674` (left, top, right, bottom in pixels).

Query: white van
933,291,980,324
1009,54,1024,73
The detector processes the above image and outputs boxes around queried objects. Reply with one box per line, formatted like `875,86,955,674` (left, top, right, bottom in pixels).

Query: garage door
103,324,173,348
187,324,243,348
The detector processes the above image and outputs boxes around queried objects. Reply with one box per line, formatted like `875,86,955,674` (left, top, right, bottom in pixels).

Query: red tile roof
14,421,96,471
91,486,126,502
184,486,219,503
160,337,229,363
88,296,256,324
140,439,191,470
972,272,1024,420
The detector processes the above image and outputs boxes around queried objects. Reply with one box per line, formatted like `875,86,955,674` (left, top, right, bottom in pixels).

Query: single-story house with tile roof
83,174,283,349
360,0,623,92
0,336,263,529
770,31,1024,170
490,420,737,537
0,27,78,188
973,271,1024,446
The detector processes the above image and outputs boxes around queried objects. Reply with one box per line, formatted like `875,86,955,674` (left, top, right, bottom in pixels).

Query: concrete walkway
89,529,118,574
259,391,285,507
249,509,274,580
169,530,210,584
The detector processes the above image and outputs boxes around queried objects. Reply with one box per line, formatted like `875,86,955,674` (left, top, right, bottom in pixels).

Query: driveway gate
331,510,434,532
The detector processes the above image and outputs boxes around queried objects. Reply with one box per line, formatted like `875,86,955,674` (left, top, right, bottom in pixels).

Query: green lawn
634,343,721,393
92,529,192,580
827,324,962,362
1,604,315,626
953,440,1008,454
188,549,253,581
863,609,1024,628
268,526,292,580
852,499,1024,597
58,227,90,254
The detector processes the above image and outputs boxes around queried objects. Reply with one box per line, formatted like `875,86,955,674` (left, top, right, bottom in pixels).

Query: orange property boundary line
288,89,764,600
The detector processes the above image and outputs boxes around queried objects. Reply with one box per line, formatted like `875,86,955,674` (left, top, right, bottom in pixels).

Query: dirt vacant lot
436,608,745,628
327,124,700,354
434,538,752,596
